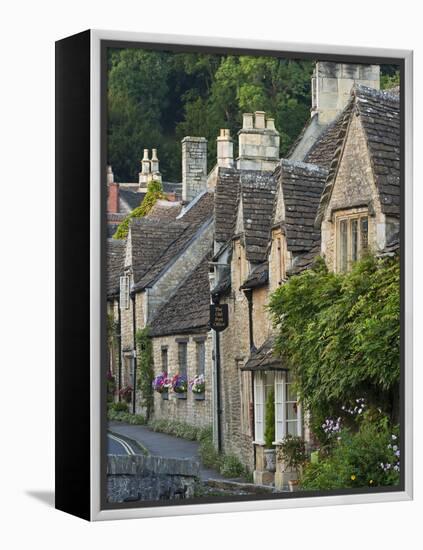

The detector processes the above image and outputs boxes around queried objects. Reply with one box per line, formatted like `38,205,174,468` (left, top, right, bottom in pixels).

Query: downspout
117,297,122,400
212,293,223,453
244,289,256,352
131,292,137,415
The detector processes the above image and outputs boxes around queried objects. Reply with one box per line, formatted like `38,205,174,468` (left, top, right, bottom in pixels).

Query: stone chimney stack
311,62,380,124
217,129,234,168
237,111,280,171
181,137,208,203
150,148,162,183
139,149,150,187
106,165,119,214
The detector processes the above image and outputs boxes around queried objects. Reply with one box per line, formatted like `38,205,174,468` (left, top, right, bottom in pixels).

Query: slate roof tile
107,239,126,297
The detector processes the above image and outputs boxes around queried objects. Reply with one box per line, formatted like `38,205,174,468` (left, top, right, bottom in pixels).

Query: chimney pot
266,117,275,130
106,165,114,184
242,113,254,129
254,111,266,129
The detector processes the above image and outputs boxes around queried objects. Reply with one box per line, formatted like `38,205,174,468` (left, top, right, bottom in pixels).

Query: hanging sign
210,304,228,332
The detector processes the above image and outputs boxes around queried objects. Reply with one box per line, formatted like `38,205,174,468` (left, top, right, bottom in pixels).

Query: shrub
301,413,400,490
107,409,146,425
264,388,275,448
198,427,222,470
110,401,129,413
136,327,154,419
268,255,400,425
147,418,203,441
277,434,307,475
220,455,246,478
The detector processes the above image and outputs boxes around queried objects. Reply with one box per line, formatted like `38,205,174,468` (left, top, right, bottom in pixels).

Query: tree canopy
268,255,400,427
108,49,314,182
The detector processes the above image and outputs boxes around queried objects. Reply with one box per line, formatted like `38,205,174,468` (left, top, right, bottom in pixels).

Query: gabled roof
303,112,345,169
146,199,182,221
130,218,188,284
238,171,277,263
107,239,126,297
316,85,400,225
133,191,214,291
119,188,144,212
277,160,328,254
149,256,211,337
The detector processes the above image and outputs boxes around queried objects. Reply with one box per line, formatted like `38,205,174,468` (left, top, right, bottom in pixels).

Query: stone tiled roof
287,244,321,276
133,191,214,290
149,257,211,337
210,266,231,298
146,199,182,221
240,262,269,289
316,85,400,225
278,160,328,254
303,112,345,169
119,188,144,212
215,168,241,243
130,218,189,284
378,231,400,258
239,171,277,263
107,239,126,297
241,337,286,371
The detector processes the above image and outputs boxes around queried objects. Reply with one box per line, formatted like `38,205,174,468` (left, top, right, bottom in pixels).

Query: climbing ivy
268,254,400,425
113,180,166,240
135,327,154,420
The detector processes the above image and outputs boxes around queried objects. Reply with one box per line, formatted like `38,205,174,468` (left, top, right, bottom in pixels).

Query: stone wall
151,332,213,428
107,454,199,503
321,115,386,270
182,137,208,203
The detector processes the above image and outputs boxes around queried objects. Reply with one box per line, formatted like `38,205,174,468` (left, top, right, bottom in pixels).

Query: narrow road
108,421,226,481
107,432,140,455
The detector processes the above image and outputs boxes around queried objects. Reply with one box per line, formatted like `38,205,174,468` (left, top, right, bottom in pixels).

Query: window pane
360,217,368,254
286,383,296,402
178,343,187,377
197,342,205,375
287,421,298,436
351,219,358,262
339,220,348,272
286,402,298,421
161,348,168,372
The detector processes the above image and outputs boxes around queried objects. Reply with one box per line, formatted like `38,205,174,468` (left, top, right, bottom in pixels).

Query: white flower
392,445,398,451
392,434,397,440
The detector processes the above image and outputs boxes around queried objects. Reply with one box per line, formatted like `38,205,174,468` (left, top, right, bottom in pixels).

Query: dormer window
119,275,130,310
336,212,368,272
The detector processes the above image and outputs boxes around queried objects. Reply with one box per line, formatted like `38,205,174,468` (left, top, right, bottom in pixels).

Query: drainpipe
212,293,223,453
117,297,122,400
244,289,256,352
131,292,137,415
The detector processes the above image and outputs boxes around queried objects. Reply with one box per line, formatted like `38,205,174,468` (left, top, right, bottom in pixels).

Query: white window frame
335,210,369,273
273,371,302,443
253,371,265,444
119,275,130,310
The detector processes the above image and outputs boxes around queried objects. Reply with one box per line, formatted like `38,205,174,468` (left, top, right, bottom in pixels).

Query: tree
268,255,400,429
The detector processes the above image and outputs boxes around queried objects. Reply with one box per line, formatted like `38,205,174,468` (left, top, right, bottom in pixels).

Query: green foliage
198,426,222,470
148,418,204,441
301,413,400,490
113,180,166,239
109,401,129,413
135,327,155,420
268,255,400,424
277,435,307,475
264,388,275,448
107,408,146,425
380,70,400,90
220,455,247,478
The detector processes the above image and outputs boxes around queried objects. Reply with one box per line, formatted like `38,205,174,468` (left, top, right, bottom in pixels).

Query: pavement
108,421,226,481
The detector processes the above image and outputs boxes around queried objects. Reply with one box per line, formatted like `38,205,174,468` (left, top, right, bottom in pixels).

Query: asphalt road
107,432,139,455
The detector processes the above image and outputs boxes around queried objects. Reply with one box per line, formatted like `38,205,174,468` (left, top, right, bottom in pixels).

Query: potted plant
152,372,172,399
277,434,306,491
171,373,188,398
264,388,276,472
189,373,205,400
118,385,133,404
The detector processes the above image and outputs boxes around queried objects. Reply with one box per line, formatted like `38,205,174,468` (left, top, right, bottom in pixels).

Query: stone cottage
148,256,213,428
107,136,214,423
